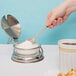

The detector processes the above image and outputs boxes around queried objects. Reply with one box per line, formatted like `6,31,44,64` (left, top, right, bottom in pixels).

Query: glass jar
58,39,76,73
11,42,44,63
14,43,41,55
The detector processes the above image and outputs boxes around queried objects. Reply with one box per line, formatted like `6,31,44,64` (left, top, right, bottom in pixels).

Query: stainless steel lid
1,14,21,43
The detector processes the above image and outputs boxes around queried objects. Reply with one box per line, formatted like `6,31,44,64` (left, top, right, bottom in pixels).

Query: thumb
46,14,56,26
49,15,57,24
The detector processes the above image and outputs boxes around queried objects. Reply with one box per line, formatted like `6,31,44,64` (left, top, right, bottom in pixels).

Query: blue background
0,0,76,44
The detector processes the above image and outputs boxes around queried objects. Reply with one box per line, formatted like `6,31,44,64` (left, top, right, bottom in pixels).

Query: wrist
65,0,76,12
65,0,76,8
65,0,71,8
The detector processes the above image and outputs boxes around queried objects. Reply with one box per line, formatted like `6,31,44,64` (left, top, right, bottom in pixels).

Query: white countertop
0,45,59,76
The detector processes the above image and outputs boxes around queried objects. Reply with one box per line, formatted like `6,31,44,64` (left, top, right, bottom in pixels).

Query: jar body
14,41,41,55
58,39,76,73
12,45,44,63
14,47,40,55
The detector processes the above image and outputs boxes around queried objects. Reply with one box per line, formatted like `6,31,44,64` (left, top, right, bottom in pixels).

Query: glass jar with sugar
12,40,44,63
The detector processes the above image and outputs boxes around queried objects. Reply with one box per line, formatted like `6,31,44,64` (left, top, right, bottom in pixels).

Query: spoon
28,27,47,42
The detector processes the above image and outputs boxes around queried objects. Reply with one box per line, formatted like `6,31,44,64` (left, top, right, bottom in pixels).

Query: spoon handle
33,27,47,40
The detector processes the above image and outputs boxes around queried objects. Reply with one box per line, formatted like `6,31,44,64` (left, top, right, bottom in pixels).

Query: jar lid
1,14,21,41
58,39,76,49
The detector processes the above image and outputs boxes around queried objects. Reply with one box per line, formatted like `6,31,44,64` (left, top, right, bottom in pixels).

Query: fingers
46,17,63,28
48,24,54,28
56,18,63,25
46,14,57,28
46,11,65,28
52,20,57,26
46,13,53,26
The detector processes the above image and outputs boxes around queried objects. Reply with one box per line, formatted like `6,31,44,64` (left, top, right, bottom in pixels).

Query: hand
46,0,76,28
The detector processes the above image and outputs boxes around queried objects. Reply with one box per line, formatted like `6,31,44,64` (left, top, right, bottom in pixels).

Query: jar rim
58,39,76,49
14,45,41,50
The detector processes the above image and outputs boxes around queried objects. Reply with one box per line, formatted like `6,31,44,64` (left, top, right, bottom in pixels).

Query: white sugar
15,40,39,49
